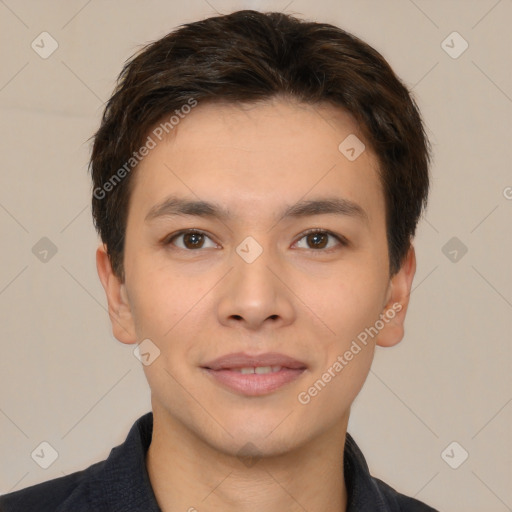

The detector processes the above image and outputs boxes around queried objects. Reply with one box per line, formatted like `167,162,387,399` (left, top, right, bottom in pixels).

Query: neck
146,405,349,512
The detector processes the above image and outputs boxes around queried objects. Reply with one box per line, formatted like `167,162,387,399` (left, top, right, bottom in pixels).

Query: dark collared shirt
0,412,438,511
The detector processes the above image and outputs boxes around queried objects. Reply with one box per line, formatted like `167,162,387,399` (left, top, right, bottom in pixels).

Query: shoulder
344,432,439,511
0,413,156,512
0,459,105,512
372,476,439,511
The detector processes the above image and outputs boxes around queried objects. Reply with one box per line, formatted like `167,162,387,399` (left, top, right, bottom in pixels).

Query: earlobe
96,244,137,345
376,245,416,348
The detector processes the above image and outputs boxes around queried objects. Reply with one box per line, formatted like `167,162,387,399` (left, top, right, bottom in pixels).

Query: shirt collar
101,412,391,511
343,430,395,510
98,412,160,511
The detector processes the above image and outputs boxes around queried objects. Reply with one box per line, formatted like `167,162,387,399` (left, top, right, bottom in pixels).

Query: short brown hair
89,10,430,281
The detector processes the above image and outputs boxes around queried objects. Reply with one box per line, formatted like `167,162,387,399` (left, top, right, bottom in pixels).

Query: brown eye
305,232,328,249
182,232,205,249
166,230,217,250
294,230,346,251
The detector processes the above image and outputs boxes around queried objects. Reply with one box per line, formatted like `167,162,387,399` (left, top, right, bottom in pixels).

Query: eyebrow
145,195,369,225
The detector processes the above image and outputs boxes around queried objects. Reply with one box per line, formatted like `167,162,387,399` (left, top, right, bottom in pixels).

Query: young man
0,9,438,512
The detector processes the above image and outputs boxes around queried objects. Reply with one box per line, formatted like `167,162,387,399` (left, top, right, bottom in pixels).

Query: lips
201,352,307,396
201,351,307,371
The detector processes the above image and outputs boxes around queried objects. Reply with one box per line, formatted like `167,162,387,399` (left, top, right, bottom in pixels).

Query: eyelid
163,229,219,249
293,228,349,250
163,228,348,251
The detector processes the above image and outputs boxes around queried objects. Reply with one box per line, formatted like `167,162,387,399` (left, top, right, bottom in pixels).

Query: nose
216,243,295,332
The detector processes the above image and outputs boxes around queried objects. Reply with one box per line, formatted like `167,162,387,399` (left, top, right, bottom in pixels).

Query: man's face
101,98,413,457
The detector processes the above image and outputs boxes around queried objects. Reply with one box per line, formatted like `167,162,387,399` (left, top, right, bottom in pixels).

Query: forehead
157,98,366,161
129,98,384,226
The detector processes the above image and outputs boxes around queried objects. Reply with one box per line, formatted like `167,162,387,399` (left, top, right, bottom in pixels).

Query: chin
215,436,298,461
212,421,306,458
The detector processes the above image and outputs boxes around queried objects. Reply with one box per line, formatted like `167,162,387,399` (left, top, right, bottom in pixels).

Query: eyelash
163,228,348,253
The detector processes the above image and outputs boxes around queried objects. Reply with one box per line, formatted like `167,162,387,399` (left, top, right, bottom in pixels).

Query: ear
376,244,416,348
96,244,137,345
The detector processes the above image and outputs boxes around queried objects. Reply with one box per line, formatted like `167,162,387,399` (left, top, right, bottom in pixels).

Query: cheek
296,342,374,436
125,261,190,340
296,259,388,344
295,271,384,419
128,268,220,366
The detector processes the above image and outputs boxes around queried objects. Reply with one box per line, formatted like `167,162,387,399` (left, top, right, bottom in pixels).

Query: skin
96,97,416,512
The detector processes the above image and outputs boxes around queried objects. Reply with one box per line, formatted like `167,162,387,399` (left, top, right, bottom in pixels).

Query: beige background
0,1,511,510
